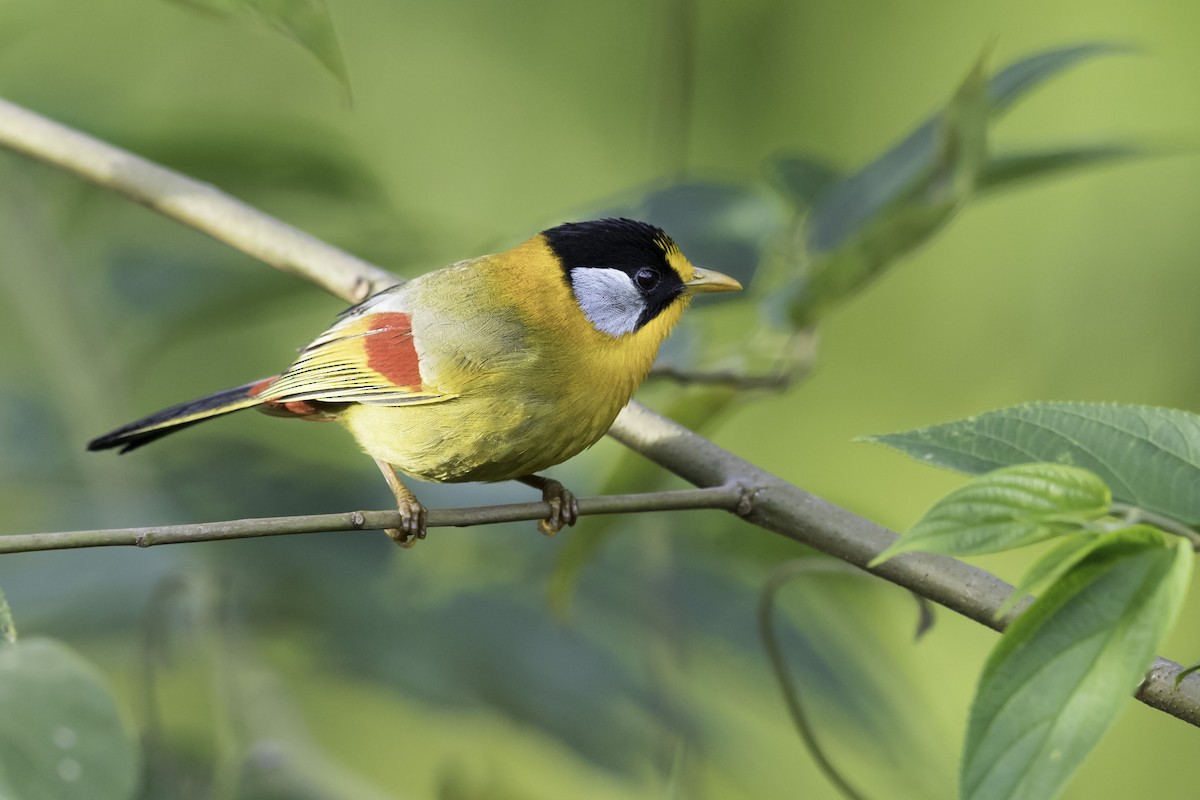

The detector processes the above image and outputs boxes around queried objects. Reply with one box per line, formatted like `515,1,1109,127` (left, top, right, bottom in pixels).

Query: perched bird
89,218,741,545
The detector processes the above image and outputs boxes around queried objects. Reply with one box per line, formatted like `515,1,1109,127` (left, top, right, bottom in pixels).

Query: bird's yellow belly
340,389,621,483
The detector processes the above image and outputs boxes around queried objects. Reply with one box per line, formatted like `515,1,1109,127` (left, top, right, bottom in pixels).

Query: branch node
350,511,366,528
350,276,372,304
735,484,756,517
136,532,154,548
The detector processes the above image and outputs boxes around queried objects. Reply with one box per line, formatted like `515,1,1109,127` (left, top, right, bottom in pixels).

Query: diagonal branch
1,96,1197,727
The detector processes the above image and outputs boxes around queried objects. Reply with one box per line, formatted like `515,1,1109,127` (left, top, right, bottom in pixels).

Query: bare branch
1,94,1197,728
0,487,748,554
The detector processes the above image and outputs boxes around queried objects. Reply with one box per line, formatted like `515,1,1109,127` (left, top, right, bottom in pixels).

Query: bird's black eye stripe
634,267,660,292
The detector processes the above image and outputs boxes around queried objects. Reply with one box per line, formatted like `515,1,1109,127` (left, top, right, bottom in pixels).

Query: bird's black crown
542,218,678,277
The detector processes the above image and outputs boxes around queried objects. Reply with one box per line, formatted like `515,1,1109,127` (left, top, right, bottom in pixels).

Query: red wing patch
247,376,331,419
248,377,276,397
362,312,422,389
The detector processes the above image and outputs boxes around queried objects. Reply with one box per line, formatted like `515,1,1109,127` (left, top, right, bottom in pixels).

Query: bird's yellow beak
684,267,742,294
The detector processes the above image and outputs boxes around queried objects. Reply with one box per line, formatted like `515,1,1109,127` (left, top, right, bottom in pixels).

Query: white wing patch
569,268,646,338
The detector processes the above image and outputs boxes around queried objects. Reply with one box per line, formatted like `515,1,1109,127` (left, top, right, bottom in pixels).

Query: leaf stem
1110,502,1200,549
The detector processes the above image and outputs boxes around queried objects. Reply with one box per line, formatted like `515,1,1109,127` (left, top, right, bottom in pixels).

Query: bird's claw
537,479,579,536
385,497,427,548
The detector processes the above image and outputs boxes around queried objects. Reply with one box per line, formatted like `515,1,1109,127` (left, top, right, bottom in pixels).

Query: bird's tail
88,379,272,454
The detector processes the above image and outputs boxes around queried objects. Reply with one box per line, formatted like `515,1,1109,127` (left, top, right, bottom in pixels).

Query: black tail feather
88,380,267,454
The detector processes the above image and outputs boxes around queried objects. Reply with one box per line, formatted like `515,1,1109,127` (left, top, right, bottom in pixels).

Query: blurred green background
0,1,1198,798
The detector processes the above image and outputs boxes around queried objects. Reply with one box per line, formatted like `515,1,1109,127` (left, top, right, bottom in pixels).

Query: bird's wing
258,300,452,407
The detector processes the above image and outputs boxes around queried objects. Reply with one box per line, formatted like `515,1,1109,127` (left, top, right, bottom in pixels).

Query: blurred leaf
770,42,1133,328
766,157,843,209
0,638,139,800
870,464,1111,565
140,574,398,800
865,402,1200,525
979,145,1139,192
962,528,1190,800
0,586,13,644
988,42,1133,115
940,46,992,197
785,48,989,326
165,0,351,96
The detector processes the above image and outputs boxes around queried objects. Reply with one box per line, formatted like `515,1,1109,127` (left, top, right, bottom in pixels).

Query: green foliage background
0,1,1198,798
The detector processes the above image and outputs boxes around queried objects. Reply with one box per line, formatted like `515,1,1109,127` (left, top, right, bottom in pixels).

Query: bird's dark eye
634,267,660,292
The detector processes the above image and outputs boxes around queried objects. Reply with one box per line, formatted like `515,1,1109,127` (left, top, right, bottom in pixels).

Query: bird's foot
384,495,427,548
534,478,579,536
373,457,427,548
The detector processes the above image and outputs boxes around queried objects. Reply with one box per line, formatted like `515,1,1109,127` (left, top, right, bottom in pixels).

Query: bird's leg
518,474,579,536
372,458,427,547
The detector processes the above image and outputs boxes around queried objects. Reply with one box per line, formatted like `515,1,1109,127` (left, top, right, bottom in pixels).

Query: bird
88,218,741,545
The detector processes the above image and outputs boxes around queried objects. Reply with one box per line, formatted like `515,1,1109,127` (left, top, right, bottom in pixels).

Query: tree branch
0,487,748,554
1,96,1197,727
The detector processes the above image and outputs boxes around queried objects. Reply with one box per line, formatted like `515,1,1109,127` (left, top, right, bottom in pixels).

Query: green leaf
804,43,1126,256
870,464,1110,565
777,42,1133,329
0,638,139,800
865,402,1200,525
165,0,351,96
989,42,1133,115
979,145,1138,192
962,527,1191,800
994,532,1105,619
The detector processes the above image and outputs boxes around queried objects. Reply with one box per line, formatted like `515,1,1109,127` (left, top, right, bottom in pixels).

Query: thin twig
0,486,748,554
1,95,1198,729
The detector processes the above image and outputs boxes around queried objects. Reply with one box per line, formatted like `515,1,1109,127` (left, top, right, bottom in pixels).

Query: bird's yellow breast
340,236,687,482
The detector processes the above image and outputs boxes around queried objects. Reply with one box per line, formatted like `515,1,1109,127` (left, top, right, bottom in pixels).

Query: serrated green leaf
866,402,1200,525
165,0,351,95
0,638,139,800
870,464,1110,565
989,42,1132,115
962,527,1191,800
979,145,1138,192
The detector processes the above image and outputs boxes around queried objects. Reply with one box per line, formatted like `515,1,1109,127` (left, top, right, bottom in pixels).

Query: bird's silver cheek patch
569,268,648,338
